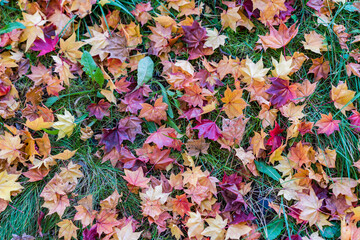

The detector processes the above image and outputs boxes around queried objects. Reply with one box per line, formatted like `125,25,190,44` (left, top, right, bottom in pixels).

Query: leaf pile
1,0,360,240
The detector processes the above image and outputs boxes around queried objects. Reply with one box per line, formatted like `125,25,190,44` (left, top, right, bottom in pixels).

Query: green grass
1,0,360,239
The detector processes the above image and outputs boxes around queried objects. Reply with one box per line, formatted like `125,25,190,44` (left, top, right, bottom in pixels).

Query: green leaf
137,56,154,87
43,129,59,135
94,67,105,87
166,118,182,134
255,161,281,181
321,224,341,239
81,51,97,76
266,219,284,240
45,96,61,107
0,22,25,35
145,121,157,133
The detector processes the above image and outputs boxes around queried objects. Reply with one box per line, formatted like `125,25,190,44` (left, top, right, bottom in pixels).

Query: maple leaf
266,122,285,152
99,116,142,153
83,225,99,240
148,147,175,170
251,130,267,157
316,147,336,168
192,119,222,141
271,53,293,80
87,99,111,120
308,56,330,81
179,84,206,107
59,33,85,63
30,36,58,56
0,171,23,201
201,214,227,240
315,113,340,136
221,87,247,119
59,161,84,183
74,195,96,227
182,21,212,60
295,188,323,226
333,24,350,50
96,210,120,235
172,194,192,217
204,28,227,50
139,97,168,125
43,194,70,218
225,223,252,240
306,0,324,11
185,138,210,157
83,30,109,61
258,21,298,50
330,81,355,114
346,63,360,78
114,222,142,240
239,57,270,84
144,126,176,149
20,11,47,51
288,141,314,167
25,116,53,131
302,31,328,54
102,34,129,62
221,7,241,31
348,110,360,132
0,132,24,164
57,219,78,240
258,103,278,128
185,211,204,239
53,109,76,140
266,77,298,107
122,168,149,193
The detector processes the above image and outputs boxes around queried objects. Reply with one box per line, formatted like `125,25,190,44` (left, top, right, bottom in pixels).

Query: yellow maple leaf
240,57,270,85
59,33,85,63
221,7,241,31
201,214,227,240
204,28,227,50
25,116,53,131
0,132,24,164
20,11,46,51
271,53,293,80
221,87,247,119
186,211,204,239
114,222,142,240
59,161,84,183
330,81,356,114
225,222,252,240
0,170,23,201
53,109,76,140
57,219,78,240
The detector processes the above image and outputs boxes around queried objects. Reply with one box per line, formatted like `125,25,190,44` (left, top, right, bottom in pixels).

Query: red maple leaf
99,116,142,153
315,113,340,136
148,147,175,170
172,194,193,217
145,126,177,149
87,99,111,120
192,119,222,141
266,77,298,107
30,36,58,56
348,110,360,132
0,82,11,97
266,122,285,152
182,21,213,60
